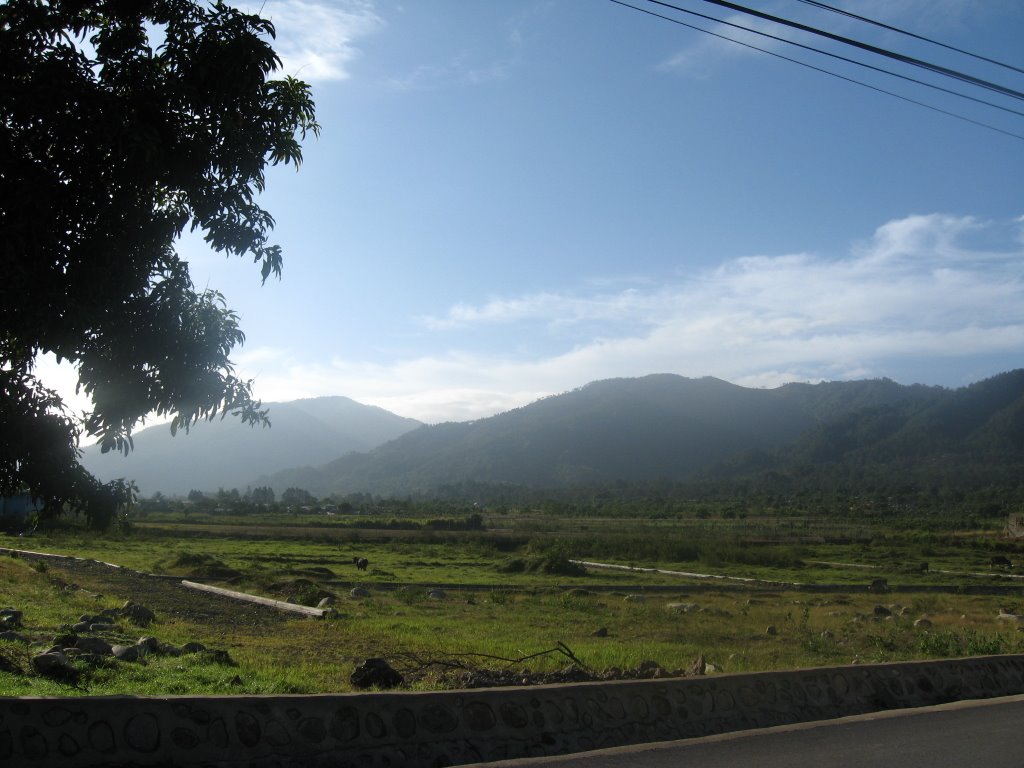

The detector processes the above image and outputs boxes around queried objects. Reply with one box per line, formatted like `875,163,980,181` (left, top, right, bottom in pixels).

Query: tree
281,487,314,507
0,1,318,528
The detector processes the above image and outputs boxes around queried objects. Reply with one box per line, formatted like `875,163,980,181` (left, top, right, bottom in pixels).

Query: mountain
81,396,422,496
258,373,1018,497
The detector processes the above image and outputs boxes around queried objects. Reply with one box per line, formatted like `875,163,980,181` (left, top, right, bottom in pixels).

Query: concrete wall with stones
3,655,1024,767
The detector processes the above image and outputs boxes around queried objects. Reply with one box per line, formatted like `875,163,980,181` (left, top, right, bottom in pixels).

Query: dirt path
8,549,290,632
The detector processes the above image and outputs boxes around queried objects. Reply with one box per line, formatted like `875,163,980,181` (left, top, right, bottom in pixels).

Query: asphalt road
471,695,1024,768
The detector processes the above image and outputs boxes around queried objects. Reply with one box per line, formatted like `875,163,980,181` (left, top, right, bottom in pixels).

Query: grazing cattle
991,555,1013,570
354,557,369,571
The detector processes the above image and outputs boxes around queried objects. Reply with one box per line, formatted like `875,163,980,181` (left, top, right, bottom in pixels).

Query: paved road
471,695,1024,767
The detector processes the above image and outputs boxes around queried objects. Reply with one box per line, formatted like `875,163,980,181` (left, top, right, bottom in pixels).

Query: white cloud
252,0,383,82
230,213,1023,422
34,214,1024,426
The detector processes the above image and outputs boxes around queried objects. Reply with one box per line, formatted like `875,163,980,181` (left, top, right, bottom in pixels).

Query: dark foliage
0,0,318,526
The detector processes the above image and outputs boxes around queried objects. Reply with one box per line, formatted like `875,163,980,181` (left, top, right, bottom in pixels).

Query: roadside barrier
3,655,1024,767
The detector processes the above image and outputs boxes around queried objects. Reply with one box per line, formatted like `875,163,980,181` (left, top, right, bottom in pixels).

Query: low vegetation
3,499,1024,697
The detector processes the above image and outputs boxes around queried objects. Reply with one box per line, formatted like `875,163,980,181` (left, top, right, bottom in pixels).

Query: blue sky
45,0,1024,424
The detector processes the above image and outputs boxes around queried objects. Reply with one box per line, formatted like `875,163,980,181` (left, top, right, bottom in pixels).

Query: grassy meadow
3,505,1024,697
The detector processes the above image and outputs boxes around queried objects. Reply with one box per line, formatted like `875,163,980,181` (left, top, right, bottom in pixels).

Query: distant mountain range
84,372,1024,499
81,396,422,496
256,371,1024,498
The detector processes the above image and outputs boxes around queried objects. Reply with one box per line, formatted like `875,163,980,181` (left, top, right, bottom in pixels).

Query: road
471,695,1024,768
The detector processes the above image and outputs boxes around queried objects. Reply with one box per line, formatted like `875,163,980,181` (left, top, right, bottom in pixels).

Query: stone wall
3,655,1024,767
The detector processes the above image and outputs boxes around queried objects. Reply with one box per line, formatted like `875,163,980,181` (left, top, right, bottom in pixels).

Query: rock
317,596,336,608
0,630,29,644
873,605,892,617
349,587,370,598
0,609,23,628
691,654,707,675
32,651,79,682
636,660,665,678
427,589,446,600
997,611,1024,622
137,636,162,653
72,621,91,633
914,618,933,629
591,627,608,637
111,644,144,662
820,630,834,640
75,637,112,655
181,642,207,654
350,658,404,689
623,594,645,603
666,602,700,613
88,623,116,633
868,578,888,594
765,625,778,636
121,602,156,626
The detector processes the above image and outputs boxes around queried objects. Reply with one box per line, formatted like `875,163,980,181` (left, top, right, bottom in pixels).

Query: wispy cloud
252,0,383,82
232,214,1024,423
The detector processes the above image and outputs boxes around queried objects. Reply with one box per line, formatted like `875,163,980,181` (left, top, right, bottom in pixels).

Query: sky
42,0,1024,425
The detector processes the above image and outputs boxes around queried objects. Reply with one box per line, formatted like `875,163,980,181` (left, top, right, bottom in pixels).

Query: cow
990,555,1013,570
353,557,369,571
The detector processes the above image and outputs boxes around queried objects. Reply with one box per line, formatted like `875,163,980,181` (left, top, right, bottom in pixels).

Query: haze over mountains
86,371,1024,499
81,396,421,496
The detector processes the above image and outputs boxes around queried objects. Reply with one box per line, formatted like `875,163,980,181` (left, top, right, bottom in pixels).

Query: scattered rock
914,618,933,629
32,651,79,683
75,636,113,655
591,627,608,637
0,630,29,644
111,644,144,662
137,636,163,653
690,654,707,676
873,605,892,617
350,658,404,689
427,589,446,600
765,625,778,636
868,579,889,594
88,623,116,633
121,602,156,627
349,587,370,599
666,602,700,614
181,642,207,654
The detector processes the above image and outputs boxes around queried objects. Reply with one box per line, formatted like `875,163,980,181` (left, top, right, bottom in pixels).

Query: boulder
914,618,933,629
121,602,156,626
765,625,778,636
873,605,892,617
32,651,79,683
0,630,29,644
75,636,113,655
350,658,404,690
427,589,446,600
350,587,370,598
111,644,144,662
666,602,700,613
181,642,207,654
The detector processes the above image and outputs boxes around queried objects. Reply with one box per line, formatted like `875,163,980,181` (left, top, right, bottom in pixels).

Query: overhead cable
606,0,1024,141
682,0,1024,101
635,0,1024,119
793,0,1024,76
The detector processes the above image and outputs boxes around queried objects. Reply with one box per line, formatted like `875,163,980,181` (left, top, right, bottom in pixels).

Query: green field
3,507,1024,698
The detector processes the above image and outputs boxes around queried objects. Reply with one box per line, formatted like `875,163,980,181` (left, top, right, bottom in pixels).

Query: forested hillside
257,373,1024,499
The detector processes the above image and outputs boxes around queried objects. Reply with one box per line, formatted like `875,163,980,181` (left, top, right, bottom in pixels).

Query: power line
793,0,1024,76
606,0,1024,142
685,0,1024,101
635,0,1024,120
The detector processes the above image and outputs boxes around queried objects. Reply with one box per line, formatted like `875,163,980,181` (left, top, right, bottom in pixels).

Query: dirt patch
33,555,289,632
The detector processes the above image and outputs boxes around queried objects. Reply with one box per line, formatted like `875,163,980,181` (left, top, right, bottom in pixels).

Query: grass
3,515,1024,697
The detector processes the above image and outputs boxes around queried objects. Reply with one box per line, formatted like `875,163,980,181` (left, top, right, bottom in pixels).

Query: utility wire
793,0,1024,76
607,0,1024,141
684,0,1024,101
635,0,1024,119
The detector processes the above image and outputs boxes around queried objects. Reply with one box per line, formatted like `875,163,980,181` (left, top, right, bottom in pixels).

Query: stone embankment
3,655,1024,767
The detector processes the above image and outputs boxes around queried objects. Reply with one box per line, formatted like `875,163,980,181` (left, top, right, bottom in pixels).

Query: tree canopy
0,0,318,528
